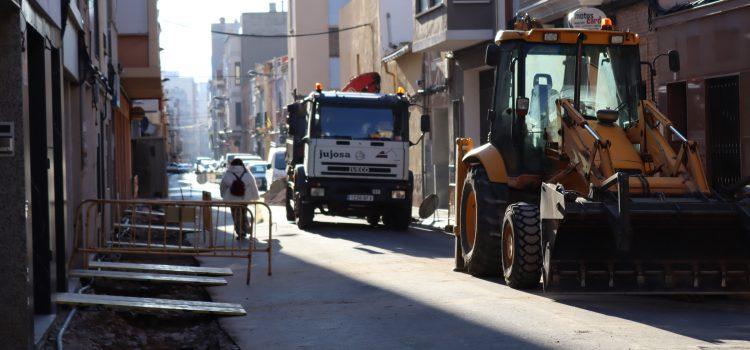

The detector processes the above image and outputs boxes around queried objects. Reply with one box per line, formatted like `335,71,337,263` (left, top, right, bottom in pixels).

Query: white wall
463,69,481,143
379,0,414,54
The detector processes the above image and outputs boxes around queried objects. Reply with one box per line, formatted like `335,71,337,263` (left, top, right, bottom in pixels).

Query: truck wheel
459,167,506,277
384,207,411,231
285,185,295,222
295,194,314,230
501,203,542,289
367,214,380,227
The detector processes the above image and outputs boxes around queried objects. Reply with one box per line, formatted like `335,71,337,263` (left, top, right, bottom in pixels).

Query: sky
158,0,286,82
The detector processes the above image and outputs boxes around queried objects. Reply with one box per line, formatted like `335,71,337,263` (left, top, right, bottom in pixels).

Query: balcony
412,0,496,53
116,0,162,99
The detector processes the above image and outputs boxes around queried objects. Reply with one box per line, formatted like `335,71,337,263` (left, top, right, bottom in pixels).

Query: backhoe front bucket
541,181,750,294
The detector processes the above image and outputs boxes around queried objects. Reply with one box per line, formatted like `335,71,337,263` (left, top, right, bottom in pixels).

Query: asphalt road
172,173,750,349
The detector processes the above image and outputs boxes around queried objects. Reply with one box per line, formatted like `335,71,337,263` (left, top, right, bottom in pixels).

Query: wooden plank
113,222,200,233
105,241,210,252
70,269,228,286
88,260,233,276
54,293,246,316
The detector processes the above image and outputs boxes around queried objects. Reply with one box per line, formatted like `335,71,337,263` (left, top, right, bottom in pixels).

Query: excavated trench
42,206,241,349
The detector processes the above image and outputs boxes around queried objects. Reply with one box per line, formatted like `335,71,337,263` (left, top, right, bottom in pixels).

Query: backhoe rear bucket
541,181,750,294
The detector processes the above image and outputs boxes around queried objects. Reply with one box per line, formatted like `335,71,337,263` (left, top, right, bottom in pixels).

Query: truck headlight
311,187,325,197
391,190,406,199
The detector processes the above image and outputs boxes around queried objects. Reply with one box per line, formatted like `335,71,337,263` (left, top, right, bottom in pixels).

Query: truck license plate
347,194,374,202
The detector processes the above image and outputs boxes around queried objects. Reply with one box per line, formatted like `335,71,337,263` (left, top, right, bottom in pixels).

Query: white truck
284,84,429,230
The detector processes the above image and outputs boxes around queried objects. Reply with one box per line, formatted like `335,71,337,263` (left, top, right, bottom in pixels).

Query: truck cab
285,89,414,230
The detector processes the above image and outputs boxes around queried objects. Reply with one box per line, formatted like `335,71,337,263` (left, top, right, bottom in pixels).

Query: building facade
240,5,287,154
209,18,240,157
0,0,163,347
288,0,350,95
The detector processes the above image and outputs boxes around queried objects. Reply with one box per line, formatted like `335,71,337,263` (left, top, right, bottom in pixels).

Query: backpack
229,169,247,196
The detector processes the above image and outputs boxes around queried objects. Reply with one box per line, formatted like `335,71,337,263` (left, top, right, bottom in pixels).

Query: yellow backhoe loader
454,17,750,293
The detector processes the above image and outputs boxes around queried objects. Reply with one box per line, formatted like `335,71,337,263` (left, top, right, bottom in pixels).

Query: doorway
27,28,52,314
706,75,741,188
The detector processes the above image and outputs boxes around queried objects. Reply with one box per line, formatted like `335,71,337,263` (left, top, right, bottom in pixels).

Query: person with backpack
220,158,260,239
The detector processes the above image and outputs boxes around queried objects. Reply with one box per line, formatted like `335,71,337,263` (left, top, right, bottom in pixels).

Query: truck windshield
314,105,402,141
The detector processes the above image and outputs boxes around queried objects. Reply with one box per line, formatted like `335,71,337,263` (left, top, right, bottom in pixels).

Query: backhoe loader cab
453,20,750,293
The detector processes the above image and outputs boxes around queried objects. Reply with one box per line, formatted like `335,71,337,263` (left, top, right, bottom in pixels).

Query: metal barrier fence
70,198,273,284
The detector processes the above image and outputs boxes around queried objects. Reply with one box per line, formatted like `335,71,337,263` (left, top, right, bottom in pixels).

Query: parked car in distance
167,162,180,173
168,162,193,173
247,161,269,191
266,147,287,187
226,153,261,164
195,157,216,174
177,163,193,173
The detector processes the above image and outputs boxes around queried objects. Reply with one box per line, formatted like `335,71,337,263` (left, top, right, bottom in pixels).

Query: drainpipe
383,61,397,93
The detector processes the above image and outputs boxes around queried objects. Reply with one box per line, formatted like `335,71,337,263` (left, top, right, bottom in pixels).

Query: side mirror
420,114,431,133
668,50,680,73
485,44,501,67
266,163,272,170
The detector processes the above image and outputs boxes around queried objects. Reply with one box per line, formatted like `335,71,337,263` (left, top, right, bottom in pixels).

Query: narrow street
5,1,750,348
165,174,750,350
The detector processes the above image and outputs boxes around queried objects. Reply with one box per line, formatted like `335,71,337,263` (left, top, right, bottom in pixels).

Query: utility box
132,137,167,198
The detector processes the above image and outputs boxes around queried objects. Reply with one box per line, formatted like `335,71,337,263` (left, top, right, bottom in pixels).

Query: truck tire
501,203,542,289
459,166,507,277
295,194,314,230
367,214,380,227
383,207,411,231
285,185,295,222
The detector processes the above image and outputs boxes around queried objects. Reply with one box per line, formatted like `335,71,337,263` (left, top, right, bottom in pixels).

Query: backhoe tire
501,203,542,289
454,236,465,272
459,167,507,277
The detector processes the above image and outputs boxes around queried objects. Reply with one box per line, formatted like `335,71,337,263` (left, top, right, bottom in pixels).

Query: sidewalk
411,207,453,234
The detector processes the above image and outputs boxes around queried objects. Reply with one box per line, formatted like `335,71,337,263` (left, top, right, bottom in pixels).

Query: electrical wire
211,23,370,38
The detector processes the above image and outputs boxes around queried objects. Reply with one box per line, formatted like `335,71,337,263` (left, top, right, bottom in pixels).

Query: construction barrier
70,197,273,284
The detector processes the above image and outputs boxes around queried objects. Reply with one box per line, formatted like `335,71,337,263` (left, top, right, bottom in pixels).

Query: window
328,27,339,57
416,0,442,14
234,62,241,85
250,164,267,173
235,102,242,127
89,0,100,58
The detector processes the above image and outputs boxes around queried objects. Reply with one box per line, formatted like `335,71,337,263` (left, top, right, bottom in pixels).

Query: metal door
706,76,741,188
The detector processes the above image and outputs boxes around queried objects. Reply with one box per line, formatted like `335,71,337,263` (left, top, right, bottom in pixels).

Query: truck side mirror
420,114,431,133
668,50,680,73
485,44,501,67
